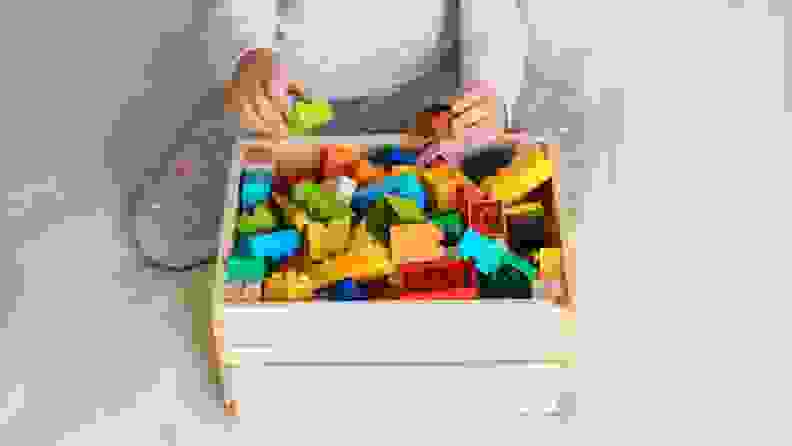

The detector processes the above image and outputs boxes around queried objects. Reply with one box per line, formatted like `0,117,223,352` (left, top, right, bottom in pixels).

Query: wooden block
466,198,507,239
263,270,315,301
389,224,444,265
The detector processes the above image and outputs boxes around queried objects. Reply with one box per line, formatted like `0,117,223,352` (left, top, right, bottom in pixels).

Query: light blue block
239,181,272,210
458,228,507,275
237,229,301,262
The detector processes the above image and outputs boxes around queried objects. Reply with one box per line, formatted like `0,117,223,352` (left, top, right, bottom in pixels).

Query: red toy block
398,258,468,292
452,183,491,214
466,198,507,238
399,287,476,301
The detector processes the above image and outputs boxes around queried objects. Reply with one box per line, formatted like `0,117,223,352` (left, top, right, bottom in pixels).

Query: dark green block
430,211,466,246
478,264,533,299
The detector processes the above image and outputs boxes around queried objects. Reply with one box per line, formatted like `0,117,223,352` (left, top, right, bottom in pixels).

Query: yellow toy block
480,153,553,204
419,166,472,211
263,270,314,301
346,222,376,253
310,241,394,288
306,215,352,262
503,201,543,216
538,248,563,280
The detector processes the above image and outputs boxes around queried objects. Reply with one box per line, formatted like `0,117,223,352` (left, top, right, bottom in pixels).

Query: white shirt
211,0,528,133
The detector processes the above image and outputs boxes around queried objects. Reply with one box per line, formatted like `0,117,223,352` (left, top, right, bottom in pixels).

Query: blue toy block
333,278,366,301
350,174,426,210
237,229,301,262
239,173,272,209
458,228,507,275
382,145,417,165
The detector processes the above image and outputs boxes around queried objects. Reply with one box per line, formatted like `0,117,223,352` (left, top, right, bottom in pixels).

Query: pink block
416,143,465,168
463,80,498,97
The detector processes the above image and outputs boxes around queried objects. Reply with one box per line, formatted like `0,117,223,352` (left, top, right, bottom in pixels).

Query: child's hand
225,48,305,141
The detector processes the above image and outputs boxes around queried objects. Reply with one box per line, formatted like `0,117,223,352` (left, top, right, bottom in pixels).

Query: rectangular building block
389,223,444,265
457,228,507,275
263,270,314,301
538,248,563,280
305,215,352,262
398,258,469,292
237,229,301,262
479,154,553,204
309,242,394,288
507,215,545,256
466,198,507,239
224,256,270,282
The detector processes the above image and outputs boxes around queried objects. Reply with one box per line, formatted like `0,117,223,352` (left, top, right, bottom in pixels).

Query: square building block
389,223,445,265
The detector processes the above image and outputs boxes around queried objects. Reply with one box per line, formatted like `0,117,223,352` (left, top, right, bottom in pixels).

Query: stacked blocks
224,141,556,302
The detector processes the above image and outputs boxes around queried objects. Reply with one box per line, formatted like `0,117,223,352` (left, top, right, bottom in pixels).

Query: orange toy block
350,159,386,186
320,144,358,179
389,224,445,265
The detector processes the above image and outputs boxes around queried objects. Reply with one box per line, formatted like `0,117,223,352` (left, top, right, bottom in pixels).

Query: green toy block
291,181,353,222
502,253,538,281
366,195,426,242
384,195,425,223
430,210,466,245
291,181,323,204
478,264,533,294
237,203,278,234
287,98,334,135
224,256,271,282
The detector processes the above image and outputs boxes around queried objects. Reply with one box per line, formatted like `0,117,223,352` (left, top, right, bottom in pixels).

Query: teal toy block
457,228,507,275
225,256,271,282
502,252,538,281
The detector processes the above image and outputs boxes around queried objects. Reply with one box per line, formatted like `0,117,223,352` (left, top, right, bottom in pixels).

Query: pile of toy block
223,143,556,303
